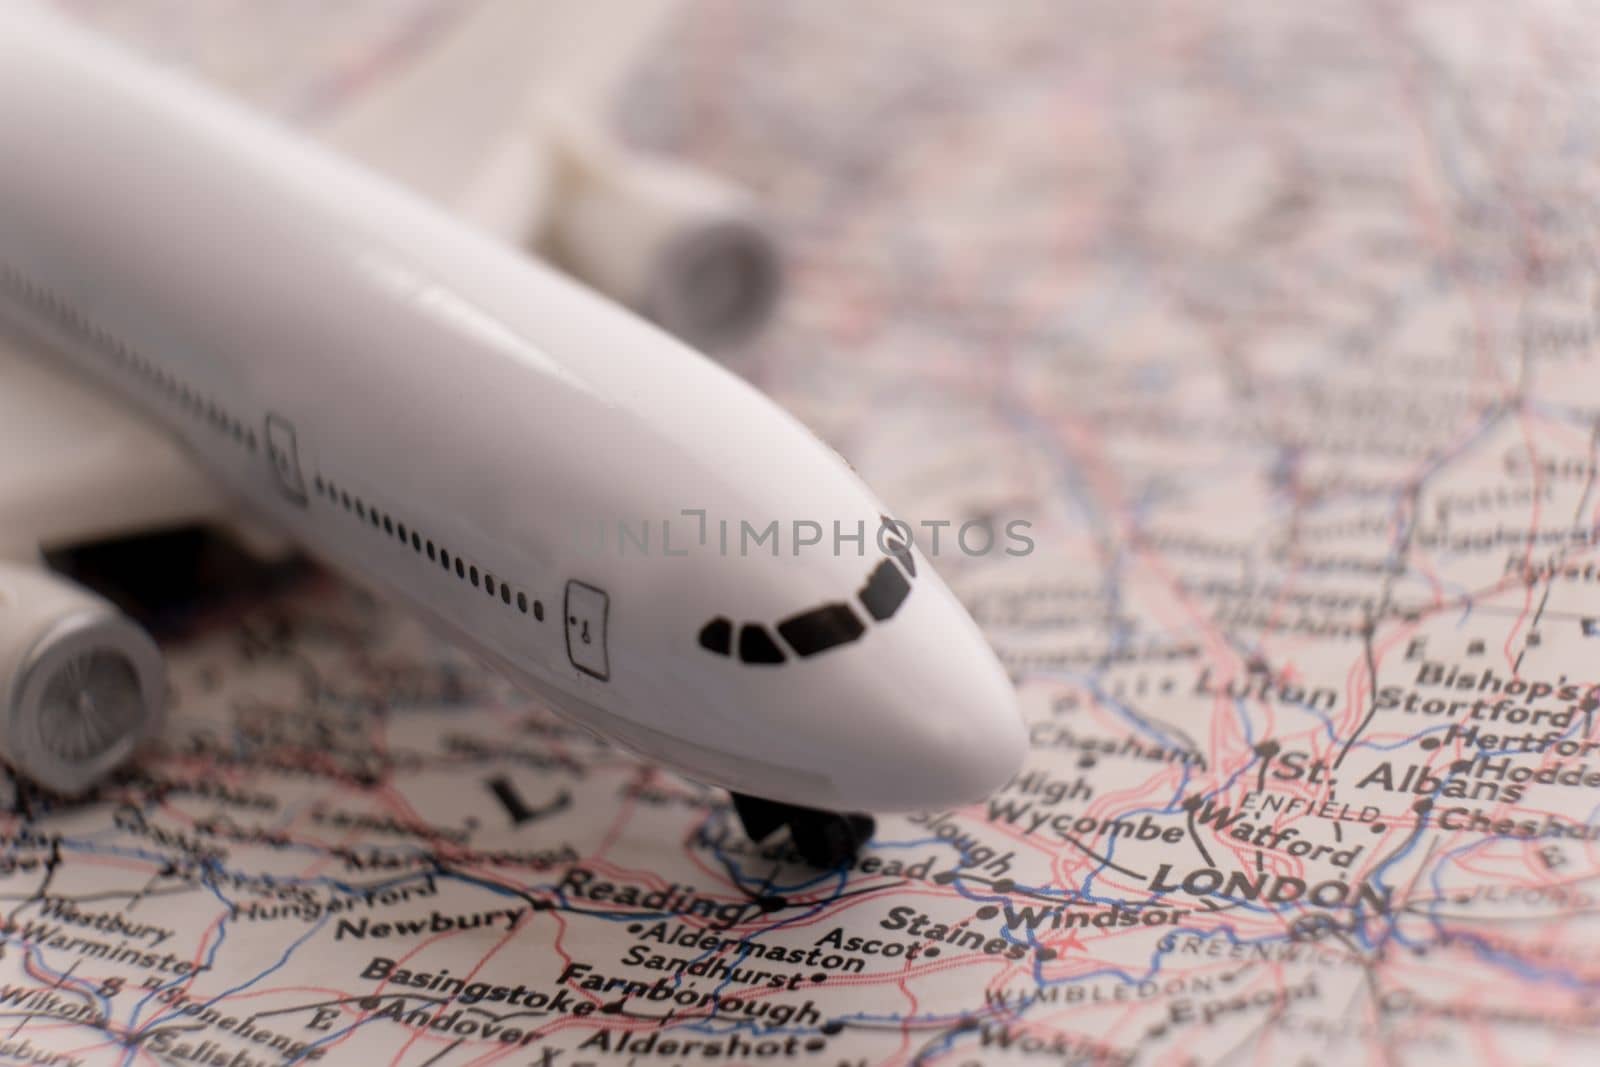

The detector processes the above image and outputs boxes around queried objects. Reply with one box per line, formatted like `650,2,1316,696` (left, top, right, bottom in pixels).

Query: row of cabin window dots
13,249,542,627
123,345,257,451
0,263,259,452
310,473,545,622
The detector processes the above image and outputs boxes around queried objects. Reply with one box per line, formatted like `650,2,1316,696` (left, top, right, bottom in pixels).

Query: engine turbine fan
0,562,164,794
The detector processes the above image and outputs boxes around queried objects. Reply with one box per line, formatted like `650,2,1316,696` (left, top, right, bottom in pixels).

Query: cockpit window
858,558,910,620
701,527,918,664
699,616,733,656
880,515,916,577
739,624,787,664
777,603,865,658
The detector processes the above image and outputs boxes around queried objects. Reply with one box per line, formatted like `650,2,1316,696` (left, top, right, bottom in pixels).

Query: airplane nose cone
896,644,1027,810
828,609,1028,813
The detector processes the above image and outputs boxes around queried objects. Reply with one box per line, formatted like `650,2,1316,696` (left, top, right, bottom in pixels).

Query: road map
10,1,1600,1063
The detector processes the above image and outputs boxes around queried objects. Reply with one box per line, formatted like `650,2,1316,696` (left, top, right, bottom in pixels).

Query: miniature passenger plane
0,3,1026,863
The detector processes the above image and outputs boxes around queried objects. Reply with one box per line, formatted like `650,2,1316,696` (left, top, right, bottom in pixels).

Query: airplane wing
307,0,781,350
310,0,680,236
0,332,226,563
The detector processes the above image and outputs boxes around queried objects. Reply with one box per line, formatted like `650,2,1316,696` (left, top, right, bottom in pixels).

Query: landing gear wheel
731,792,876,869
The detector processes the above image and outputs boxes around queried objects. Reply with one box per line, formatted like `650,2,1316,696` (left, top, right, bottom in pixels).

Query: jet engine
541,117,783,351
0,562,164,794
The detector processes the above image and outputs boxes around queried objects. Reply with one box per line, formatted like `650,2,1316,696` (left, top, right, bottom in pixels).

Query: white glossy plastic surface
0,6,1026,812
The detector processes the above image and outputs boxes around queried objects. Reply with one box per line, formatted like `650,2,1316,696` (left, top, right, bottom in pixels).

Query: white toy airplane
0,2,1026,865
